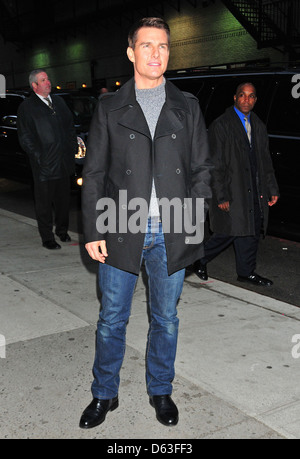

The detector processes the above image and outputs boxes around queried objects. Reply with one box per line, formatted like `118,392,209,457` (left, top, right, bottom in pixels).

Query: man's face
127,27,170,89
234,84,257,115
32,72,52,98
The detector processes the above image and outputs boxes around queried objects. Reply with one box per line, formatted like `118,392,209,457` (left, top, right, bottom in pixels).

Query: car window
204,75,273,127
1,115,17,127
168,76,214,116
267,79,300,136
58,94,97,122
0,95,25,118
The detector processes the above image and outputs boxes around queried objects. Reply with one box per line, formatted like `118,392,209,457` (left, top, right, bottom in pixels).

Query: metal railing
222,0,300,46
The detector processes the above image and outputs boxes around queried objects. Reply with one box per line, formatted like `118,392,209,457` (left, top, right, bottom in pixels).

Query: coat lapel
155,104,184,138
112,78,190,139
226,107,250,150
118,103,151,138
155,80,191,138
31,93,53,113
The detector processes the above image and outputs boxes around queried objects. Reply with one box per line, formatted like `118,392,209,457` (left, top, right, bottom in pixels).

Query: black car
0,89,97,188
166,66,300,241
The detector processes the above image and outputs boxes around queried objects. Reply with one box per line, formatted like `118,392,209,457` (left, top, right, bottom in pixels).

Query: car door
0,94,31,179
266,74,300,228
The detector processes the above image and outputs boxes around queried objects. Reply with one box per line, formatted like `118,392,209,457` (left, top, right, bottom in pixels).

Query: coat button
126,169,132,175
172,133,176,139
130,133,135,139
118,237,124,242
176,168,181,174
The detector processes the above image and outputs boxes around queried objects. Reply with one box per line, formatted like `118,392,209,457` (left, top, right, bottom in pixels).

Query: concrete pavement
1,207,300,439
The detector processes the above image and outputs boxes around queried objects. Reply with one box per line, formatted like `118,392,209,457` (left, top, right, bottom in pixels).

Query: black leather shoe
56,233,71,242
79,397,119,429
237,273,273,287
193,259,208,281
42,240,61,250
150,395,178,426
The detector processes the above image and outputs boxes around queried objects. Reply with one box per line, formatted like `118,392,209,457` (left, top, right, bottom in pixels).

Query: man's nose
152,46,160,58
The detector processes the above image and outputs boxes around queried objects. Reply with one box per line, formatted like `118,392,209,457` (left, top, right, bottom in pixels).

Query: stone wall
0,0,285,91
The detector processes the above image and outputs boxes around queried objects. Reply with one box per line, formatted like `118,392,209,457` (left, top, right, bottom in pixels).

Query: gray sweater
136,79,166,217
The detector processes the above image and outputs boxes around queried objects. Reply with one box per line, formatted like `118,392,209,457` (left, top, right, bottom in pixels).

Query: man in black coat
17,69,77,249
79,18,212,429
194,82,279,286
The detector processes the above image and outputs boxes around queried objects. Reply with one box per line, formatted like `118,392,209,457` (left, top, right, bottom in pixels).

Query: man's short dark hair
128,17,170,50
235,82,256,96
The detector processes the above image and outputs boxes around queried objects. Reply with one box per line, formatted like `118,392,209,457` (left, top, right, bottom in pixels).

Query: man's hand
218,201,230,212
268,196,279,207
85,240,108,263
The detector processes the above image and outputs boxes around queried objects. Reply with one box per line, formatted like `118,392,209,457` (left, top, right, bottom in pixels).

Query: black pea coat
82,78,213,275
208,106,279,237
17,93,77,181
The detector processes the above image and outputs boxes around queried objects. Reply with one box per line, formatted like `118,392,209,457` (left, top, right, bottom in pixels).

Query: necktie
44,97,54,111
244,116,251,145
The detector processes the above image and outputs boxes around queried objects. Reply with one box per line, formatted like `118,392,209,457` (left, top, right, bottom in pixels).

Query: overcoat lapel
114,78,190,139
156,80,191,138
228,107,249,146
117,103,151,138
155,104,184,138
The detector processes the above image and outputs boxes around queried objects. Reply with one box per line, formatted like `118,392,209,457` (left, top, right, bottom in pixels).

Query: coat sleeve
55,96,78,158
81,99,111,243
208,119,231,204
259,123,280,198
189,96,213,213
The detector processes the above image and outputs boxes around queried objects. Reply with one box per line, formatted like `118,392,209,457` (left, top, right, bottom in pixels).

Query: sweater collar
109,77,191,114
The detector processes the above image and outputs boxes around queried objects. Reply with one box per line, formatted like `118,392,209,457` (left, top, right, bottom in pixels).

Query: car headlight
75,136,86,159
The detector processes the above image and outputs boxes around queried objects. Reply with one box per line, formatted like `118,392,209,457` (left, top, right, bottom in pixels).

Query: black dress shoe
237,273,273,287
42,240,61,250
79,397,119,429
56,233,71,242
193,259,208,281
150,395,178,426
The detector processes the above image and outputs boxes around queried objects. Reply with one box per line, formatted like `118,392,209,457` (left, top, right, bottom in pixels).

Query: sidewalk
1,207,300,439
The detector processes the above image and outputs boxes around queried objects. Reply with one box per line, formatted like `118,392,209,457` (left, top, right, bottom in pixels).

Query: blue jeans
91,219,185,399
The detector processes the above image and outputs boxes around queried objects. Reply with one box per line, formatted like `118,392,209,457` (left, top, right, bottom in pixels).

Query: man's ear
127,47,135,63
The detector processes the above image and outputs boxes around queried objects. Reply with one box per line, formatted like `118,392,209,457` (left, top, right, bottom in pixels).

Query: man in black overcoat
79,17,213,429
194,82,279,286
17,69,77,249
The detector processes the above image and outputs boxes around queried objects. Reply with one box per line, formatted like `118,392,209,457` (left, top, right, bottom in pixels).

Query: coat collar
109,77,190,112
30,92,55,110
225,106,254,146
109,77,190,138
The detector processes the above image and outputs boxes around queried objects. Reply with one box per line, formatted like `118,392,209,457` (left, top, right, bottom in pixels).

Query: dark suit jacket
17,93,77,181
82,78,213,275
208,106,279,237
